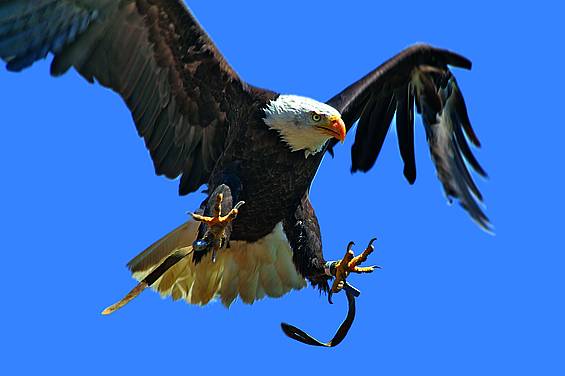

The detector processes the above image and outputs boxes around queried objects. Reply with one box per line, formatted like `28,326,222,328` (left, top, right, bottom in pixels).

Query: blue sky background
1,1,563,375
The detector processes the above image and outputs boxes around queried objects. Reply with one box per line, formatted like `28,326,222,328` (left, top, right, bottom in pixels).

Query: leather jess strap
280,286,357,347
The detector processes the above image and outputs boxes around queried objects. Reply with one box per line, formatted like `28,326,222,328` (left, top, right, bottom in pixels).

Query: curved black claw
328,282,341,304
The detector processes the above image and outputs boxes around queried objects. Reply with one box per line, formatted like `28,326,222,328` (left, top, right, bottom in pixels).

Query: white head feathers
263,95,342,157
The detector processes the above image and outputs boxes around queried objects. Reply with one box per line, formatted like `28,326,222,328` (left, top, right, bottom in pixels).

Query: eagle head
263,95,346,157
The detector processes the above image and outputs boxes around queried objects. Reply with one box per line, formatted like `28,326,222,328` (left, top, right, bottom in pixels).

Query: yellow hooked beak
316,115,346,143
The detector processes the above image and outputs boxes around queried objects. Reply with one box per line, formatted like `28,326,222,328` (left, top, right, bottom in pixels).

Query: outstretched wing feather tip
0,0,254,196
326,44,491,231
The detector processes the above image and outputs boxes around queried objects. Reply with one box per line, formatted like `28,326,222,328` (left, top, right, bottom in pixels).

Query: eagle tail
125,220,306,308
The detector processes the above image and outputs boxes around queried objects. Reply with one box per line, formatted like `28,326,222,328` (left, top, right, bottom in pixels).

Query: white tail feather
128,221,306,307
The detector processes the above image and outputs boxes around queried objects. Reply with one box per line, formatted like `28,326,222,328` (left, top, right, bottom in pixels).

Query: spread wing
0,0,252,195
327,44,490,231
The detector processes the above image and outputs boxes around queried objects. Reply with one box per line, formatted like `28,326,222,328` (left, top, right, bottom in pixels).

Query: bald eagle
0,1,489,310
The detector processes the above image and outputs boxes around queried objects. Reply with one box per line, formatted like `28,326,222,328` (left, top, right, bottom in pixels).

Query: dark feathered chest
208,99,324,242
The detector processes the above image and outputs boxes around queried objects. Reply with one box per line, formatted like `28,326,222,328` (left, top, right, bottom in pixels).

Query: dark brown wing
283,194,328,293
0,0,254,195
327,44,490,230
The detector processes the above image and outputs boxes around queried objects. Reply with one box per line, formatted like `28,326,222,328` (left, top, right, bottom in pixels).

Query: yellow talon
191,193,242,226
190,193,245,262
331,238,378,294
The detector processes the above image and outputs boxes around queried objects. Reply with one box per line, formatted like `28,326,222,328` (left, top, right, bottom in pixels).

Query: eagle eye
311,113,322,122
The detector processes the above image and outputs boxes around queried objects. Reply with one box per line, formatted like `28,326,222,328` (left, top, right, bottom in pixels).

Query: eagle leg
102,183,244,315
327,238,380,304
190,190,245,263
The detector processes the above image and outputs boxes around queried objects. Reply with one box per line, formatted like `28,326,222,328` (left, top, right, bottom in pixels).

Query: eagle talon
329,238,379,299
190,193,245,262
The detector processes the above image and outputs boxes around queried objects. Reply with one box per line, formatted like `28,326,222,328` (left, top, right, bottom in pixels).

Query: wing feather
0,0,258,195
351,93,396,172
327,44,491,231
395,84,417,184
